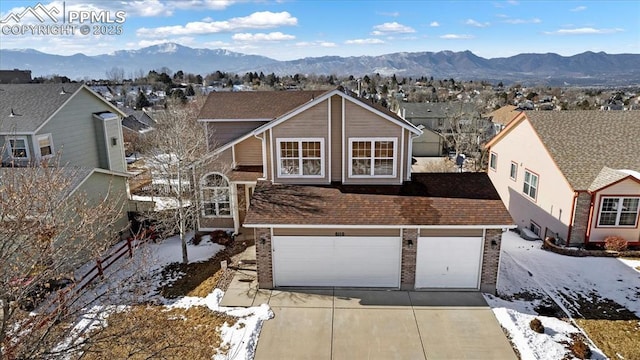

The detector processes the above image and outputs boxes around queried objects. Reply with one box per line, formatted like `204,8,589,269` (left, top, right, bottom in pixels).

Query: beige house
197,88,514,293
485,111,640,247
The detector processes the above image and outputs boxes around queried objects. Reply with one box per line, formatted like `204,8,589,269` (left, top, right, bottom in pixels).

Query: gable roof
198,90,328,120
244,173,513,228
487,111,640,191
0,83,125,134
589,167,640,192
487,105,521,126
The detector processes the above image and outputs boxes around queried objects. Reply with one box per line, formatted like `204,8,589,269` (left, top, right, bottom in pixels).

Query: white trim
252,89,422,136
0,131,34,136
198,118,271,122
327,98,332,183
341,96,346,184
204,122,210,152
407,133,418,181
348,137,398,178
231,144,236,167
33,85,127,134
275,138,325,178
35,133,55,160
232,182,239,233
101,117,112,170
255,132,267,179
269,129,274,181
200,172,233,219
5,135,30,160
480,228,486,287
400,129,405,184
244,223,518,229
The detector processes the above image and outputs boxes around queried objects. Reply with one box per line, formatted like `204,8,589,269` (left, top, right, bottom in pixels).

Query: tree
140,97,220,264
185,84,195,97
105,67,124,84
0,157,128,359
135,90,151,109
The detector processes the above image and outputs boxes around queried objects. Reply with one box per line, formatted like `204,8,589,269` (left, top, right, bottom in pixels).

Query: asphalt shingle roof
525,111,640,190
244,173,513,227
487,105,521,126
0,83,84,133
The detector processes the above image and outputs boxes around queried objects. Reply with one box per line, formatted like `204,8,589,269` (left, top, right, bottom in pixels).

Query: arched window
201,173,231,217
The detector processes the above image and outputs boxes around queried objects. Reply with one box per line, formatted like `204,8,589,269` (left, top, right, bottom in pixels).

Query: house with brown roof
485,111,640,247
486,105,521,134
197,88,514,293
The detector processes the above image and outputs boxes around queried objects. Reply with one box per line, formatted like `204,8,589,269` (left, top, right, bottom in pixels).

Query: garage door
415,237,483,289
272,236,401,287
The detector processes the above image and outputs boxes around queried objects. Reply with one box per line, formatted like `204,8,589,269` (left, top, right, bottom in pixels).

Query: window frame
200,173,232,218
489,152,498,171
6,136,30,159
522,169,539,201
348,137,398,178
36,133,54,159
529,221,541,236
275,138,325,178
596,196,639,228
509,161,518,181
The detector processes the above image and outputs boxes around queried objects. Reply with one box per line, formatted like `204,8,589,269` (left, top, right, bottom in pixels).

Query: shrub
570,335,591,359
604,236,628,252
529,318,544,333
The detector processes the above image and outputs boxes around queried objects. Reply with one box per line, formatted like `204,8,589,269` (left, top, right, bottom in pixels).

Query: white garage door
272,236,401,287
415,237,483,289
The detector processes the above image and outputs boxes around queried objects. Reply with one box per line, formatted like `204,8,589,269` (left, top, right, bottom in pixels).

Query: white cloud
232,32,295,42
570,6,587,12
344,38,385,45
430,21,440,27
440,34,474,39
465,19,490,27
544,27,624,35
378,11,400,17
371,22,416,36
503,18,542,24
122,0,234,16
295,41,337,48
136,11,297,37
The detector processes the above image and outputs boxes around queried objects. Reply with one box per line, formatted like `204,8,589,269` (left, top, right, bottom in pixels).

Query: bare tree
442,101,489,171
0,157,129,359
139,96,225,264
104,67,125,84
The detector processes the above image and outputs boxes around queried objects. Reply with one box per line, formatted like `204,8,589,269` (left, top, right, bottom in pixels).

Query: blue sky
1,0,638,59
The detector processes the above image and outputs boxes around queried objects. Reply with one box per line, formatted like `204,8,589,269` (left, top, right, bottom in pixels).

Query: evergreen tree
135,90,151,109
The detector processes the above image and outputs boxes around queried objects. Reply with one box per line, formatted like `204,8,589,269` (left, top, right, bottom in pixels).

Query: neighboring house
486,105,521,134
0,83,130,235
197,88,514,293
485,111,640,246
412,125,444,156
0,69,32,84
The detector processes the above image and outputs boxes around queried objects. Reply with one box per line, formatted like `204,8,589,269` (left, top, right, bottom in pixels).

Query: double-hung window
349,138,397,177
36,134,54,158
277,138,324,177
598,197,639,227
7,136,29,159
523,170,538,200
510,162,518,180
489,152,497,171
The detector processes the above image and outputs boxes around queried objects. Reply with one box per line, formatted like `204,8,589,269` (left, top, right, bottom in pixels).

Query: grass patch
575,319,640,360
82,305,236,359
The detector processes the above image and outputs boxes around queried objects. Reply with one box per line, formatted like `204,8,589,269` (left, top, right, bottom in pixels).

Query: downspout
566,191,578,245
584,191,596,244
254,132,267,179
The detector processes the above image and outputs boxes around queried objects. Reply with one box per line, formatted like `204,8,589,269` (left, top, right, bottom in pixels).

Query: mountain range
1,43,639,86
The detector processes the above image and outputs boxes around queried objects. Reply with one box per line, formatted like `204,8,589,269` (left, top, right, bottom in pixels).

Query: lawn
485,231,640,360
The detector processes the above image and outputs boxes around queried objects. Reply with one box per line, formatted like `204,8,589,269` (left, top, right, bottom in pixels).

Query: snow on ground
485,231,640,359
168,289,274,360
59,233,273,359
131,194,192,210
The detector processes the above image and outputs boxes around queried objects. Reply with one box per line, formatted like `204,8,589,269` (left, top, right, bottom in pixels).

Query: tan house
486,105,521,133
485,111,640,247
198,88,514,293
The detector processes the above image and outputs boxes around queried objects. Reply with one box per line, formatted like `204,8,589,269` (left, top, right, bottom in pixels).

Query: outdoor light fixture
491,240,498,249
408,239,413,248
260,238,266,245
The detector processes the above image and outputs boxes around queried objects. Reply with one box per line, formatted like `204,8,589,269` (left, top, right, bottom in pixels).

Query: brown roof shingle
244,173,513,227
487,105,521,126
525,111,640,190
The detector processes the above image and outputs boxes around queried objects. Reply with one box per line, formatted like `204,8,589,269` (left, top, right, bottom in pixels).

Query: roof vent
60,87,68,95
9,108,22,117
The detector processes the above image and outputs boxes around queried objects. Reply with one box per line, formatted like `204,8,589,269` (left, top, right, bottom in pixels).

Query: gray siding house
1,83,130,236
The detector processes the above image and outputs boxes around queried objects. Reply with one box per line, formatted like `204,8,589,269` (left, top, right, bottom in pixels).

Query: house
485,111,640,246
197,88,514,293
486,105,521,134
412,125,445,156
0,69,32,84
0,83,131,236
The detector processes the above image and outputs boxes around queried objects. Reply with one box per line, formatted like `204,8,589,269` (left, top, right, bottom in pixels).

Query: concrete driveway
251,289,517,360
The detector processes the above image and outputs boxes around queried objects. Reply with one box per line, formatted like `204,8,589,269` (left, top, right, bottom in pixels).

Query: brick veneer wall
480,229,502,294
255,227,273,288
401,228,418,289
569,192,591,245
